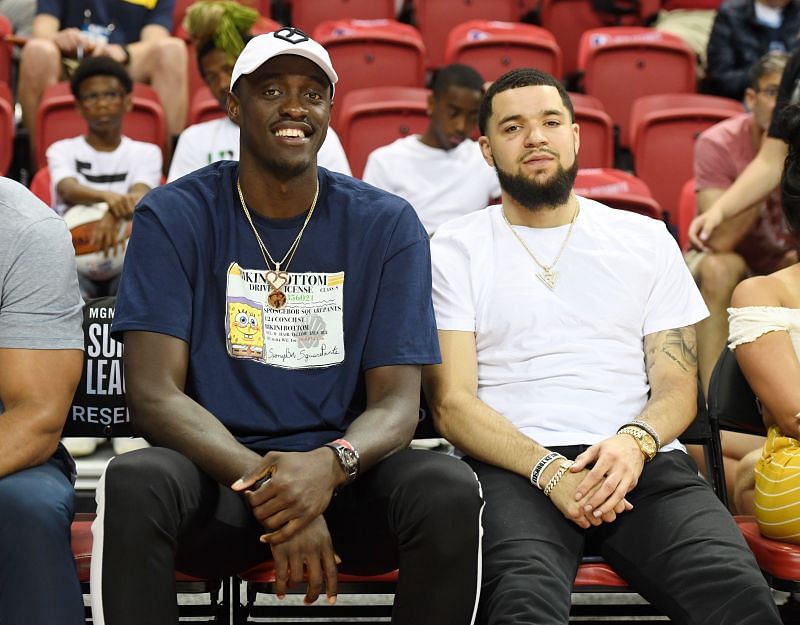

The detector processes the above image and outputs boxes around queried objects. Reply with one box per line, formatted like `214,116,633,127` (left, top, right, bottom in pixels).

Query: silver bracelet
629,419,661,450
543,460,575,497
530,452,564,490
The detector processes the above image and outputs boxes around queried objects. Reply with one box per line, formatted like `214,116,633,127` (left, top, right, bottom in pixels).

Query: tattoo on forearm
659,328,697,373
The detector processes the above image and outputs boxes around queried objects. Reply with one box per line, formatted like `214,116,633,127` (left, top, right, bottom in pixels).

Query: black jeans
91,446,483,625
467,448,781,625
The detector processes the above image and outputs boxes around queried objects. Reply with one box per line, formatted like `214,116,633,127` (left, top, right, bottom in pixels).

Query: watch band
324,438,360,485
617,426,657,462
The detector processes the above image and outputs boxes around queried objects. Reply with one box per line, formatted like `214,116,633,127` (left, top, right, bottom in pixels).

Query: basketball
63,203,132,281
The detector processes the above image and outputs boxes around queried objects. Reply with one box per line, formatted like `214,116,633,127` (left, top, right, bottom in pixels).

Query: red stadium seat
676,177,696,251
312,19,426,130
578,27,696,147
444,20,562,82
29,166,52,207
0,82,13,175
35,82,167,169
188,85,226,126
413,0,520,68
569,92,614,169
574,168,662,220
337,86,430,178
630,93,741,218
0,13,12,86
291,0,396,36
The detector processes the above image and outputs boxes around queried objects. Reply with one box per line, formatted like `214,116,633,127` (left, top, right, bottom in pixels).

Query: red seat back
444,20,563,82
29,166,52,207
188,85,226,126
676,177,696,252
337,86,430,178
292,0,396,36
578,27,696,146
413,0,520,68
35,82,167,168
0,82,13,175
574,167,663,220
569,93,614,169
313,19,426,130
630,93,741,217
0,14,12,87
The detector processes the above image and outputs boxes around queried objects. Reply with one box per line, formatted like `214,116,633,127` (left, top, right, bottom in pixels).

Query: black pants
467,448,782,625
91,446,483,625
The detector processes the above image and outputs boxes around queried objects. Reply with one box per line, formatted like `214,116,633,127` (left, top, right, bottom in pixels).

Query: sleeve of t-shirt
167,127,200,183
0,217,84,349
361,203,441,369
47,139,77,190
36,0,62,20
147,0,174,30
111,203,194,342
318,128,351,176
430,226,476,332
128,143,163,189
769,48,800,139
642,224,709,336
694,130,736,190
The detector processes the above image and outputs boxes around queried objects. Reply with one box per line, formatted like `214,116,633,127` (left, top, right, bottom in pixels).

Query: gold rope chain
236,177,319,272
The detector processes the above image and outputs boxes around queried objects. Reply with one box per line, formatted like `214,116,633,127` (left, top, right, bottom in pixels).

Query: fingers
231,463,274,491
260,517,303,546
571,446,598,473
574,458,607,501
322,547,338,605
272,546,289,600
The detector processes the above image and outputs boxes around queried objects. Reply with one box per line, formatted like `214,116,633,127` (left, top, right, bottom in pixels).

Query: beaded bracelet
530,452,564,490
543,460,575,497
628,419,661,450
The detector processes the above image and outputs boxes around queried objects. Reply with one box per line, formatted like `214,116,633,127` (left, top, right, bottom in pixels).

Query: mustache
520,148,559,161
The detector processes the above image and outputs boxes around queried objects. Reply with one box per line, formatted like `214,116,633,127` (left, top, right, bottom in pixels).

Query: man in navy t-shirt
18,0,188,154
90,28,483,625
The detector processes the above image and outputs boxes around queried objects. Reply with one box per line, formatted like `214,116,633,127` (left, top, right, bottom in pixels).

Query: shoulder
432,206,495,247
123,136,162,156
732,269,800,308
367,136,417,161
698,113,750,145
0,178,60,229
715,0,749,18
323,167,411,215
47,135,83,154
579,197,674,247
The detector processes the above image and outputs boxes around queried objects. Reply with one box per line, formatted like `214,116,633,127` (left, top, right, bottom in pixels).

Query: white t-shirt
167,117,352,182
362,135,501,236
430,197,709,452
47,135,162,216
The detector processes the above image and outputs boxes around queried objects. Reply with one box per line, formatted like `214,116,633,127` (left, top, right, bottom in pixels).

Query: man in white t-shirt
167,36,350,183
362,64,499,235
423,68,781,624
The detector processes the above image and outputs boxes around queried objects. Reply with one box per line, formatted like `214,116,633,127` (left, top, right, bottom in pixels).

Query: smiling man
362,64,499,235
89,29,483,625
423,68,782,624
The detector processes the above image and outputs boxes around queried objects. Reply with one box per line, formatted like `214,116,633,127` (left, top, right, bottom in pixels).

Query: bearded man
422,68,782,625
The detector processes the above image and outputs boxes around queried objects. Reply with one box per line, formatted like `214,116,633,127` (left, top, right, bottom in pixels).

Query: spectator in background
362,64,499,236
168,0,349,182
0,177,85,625
705,0,800,100
651,0,723,79
688,52,793,509
728,103,800,541
18,0,187,156
0,0,35,37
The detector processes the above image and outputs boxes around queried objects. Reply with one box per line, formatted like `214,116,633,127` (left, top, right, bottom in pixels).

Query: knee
697,253,748,303
19,38,60,78
0,473,73,541
148,37,187,75
100,447,179,514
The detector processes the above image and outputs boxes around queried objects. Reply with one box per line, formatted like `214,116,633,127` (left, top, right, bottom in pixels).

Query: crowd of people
4,1,800,624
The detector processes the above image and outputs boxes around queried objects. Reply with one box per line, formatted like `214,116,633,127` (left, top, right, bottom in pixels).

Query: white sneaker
62,437,101,457
112,437,150,455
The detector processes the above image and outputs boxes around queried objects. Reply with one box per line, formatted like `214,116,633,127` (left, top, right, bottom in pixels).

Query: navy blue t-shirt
112,161,440,453
37,0,174,44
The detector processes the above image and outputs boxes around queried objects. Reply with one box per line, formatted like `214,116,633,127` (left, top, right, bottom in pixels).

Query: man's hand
268,515,340,605
53,28,91,56
92,211,127,257
232,447,343,543
104,193,138,218
687,207,725,252
546,466,632,528
569,435,645,520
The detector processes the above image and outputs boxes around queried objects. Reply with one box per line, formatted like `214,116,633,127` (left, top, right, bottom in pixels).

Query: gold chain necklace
236,177,319,309
501,201,580,291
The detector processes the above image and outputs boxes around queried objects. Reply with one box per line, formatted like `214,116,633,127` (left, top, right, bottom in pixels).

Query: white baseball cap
230,28,338,96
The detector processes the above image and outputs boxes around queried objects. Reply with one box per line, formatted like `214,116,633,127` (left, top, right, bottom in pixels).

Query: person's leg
128,37,188,138
735,446,762,515
326,448,483,625
17,38,62,151
600,450,781,625
91,446,266,625
0,448,84,625
465,455,584,625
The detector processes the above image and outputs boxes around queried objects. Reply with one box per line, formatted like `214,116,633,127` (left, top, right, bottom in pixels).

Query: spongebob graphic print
225,263,345,369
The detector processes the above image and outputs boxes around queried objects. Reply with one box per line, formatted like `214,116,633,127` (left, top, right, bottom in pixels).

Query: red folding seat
574,167,662,220
312,19,426,129
413,0,520,68
629,93,741,218
0,82,13,175
578,26,696,147
444,20,563,82
569,92,614,169
291,0,396,36
676,177,696,252
35,82,167,169
29,167,52,207
336,86,429,178
0,13,12,86
188,85,226,126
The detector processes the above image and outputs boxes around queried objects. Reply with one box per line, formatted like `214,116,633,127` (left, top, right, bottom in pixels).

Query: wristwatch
324,438,360,485
617,426,657,462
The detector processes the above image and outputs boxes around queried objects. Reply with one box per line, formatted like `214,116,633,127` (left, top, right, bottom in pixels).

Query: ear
426,93,435,116
744,87,756,113
123,93,133,114
227,90,240,124
478,135,494,168
572,122,580,156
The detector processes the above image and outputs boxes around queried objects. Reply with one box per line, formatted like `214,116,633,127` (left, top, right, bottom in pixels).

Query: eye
504,124,520,133
263,87,280,97
544,119,561,128
249,316,258,328
306,90,324,102
236,312,248,326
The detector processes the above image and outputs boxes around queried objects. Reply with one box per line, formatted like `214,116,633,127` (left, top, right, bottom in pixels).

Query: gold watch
618,426,657,462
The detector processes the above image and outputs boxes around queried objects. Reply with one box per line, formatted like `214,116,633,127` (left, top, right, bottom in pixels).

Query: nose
280,89,307,118
453,115,468,136
523,124,548,147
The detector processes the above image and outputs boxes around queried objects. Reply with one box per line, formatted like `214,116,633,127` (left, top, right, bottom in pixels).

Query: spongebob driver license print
225,262,345,369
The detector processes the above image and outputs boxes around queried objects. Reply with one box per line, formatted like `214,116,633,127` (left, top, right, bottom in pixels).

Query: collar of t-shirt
755,1,784,28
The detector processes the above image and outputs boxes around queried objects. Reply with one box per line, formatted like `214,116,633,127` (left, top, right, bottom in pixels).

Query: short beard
495,157,579,211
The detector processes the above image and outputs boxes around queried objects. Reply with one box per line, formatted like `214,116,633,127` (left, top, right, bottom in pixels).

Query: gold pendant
268,289,287,309
266,269,289,291
537,268,557,291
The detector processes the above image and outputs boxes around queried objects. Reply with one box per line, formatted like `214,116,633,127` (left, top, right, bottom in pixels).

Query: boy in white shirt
362,64,500,235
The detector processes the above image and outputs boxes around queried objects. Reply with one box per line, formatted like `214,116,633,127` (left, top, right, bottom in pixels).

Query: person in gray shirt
0,176,85,625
